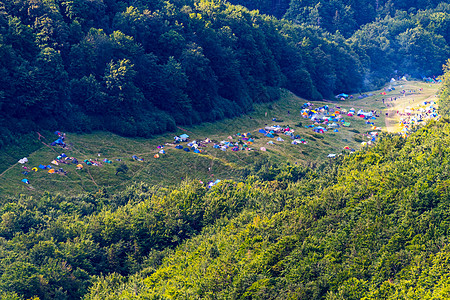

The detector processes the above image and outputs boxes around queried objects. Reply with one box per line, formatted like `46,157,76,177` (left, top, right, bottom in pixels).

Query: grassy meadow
0,80,439,197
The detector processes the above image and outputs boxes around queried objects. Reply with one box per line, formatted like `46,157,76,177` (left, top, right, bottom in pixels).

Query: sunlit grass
0,81,439,197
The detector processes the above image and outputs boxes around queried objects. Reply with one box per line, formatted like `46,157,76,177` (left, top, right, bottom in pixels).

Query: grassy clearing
0,81,439,197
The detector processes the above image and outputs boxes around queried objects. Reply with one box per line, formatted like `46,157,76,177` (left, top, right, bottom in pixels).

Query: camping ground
0,80,440,197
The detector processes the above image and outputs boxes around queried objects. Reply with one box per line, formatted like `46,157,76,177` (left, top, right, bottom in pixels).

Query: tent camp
336,93,349,99
357,110,373,118
180,134,189,141
18,157,28,164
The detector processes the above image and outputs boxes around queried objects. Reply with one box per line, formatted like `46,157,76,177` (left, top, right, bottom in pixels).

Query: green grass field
0,80,439,197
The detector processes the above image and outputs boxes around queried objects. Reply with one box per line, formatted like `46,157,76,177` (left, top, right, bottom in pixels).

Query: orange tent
48,169,55,174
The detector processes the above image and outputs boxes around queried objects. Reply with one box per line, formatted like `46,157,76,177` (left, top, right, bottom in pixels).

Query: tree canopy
1,0,450,146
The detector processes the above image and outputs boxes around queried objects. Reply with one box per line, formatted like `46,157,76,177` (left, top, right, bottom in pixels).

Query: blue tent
258,129,266,134
175,145,183,149
21,179,29,184
180,134,189,139
184,148,190,152
38,164,46,169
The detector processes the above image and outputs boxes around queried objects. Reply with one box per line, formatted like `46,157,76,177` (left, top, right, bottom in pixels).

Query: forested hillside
3,0,450,299
3,116,450,299
0,0,358,146
1,0,450,147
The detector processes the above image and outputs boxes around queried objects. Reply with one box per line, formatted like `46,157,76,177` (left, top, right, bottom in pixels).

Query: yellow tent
32,167,38,172
76,164,83,169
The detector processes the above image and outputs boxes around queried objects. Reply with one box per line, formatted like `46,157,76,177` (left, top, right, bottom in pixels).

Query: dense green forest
3,0,450,299
1,0,450,146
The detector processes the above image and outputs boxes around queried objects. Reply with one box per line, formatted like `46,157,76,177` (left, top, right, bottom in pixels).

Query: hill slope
0,80,438,197
0,80,443,300
84,118,450,300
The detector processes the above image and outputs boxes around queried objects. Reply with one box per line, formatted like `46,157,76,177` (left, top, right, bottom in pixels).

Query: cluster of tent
357,93,373,99
302,105,357,134
153,145,166,158
174,138,211,153
258,125,304,144
51,131,67,147
423,76,442,83
299,104,382,158
336,93,353,100
19,131,121,185
398,101,439,138
132,155,144,161
174,134,190,143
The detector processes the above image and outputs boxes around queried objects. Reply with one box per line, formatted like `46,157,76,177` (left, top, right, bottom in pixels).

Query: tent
258,129,266,134
208,179,221,188
180,134,189,141
18,157,28,164
76,164,83,169
51,160,59,166
48,169,55,174
327,154,336,158
260,147,266,151
276,137,284,141
154,154,160,158
38,164,46,169
159,150,166,154
175,145,183,149
21,179,30,184
32,167,38,172
183,148,190,152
